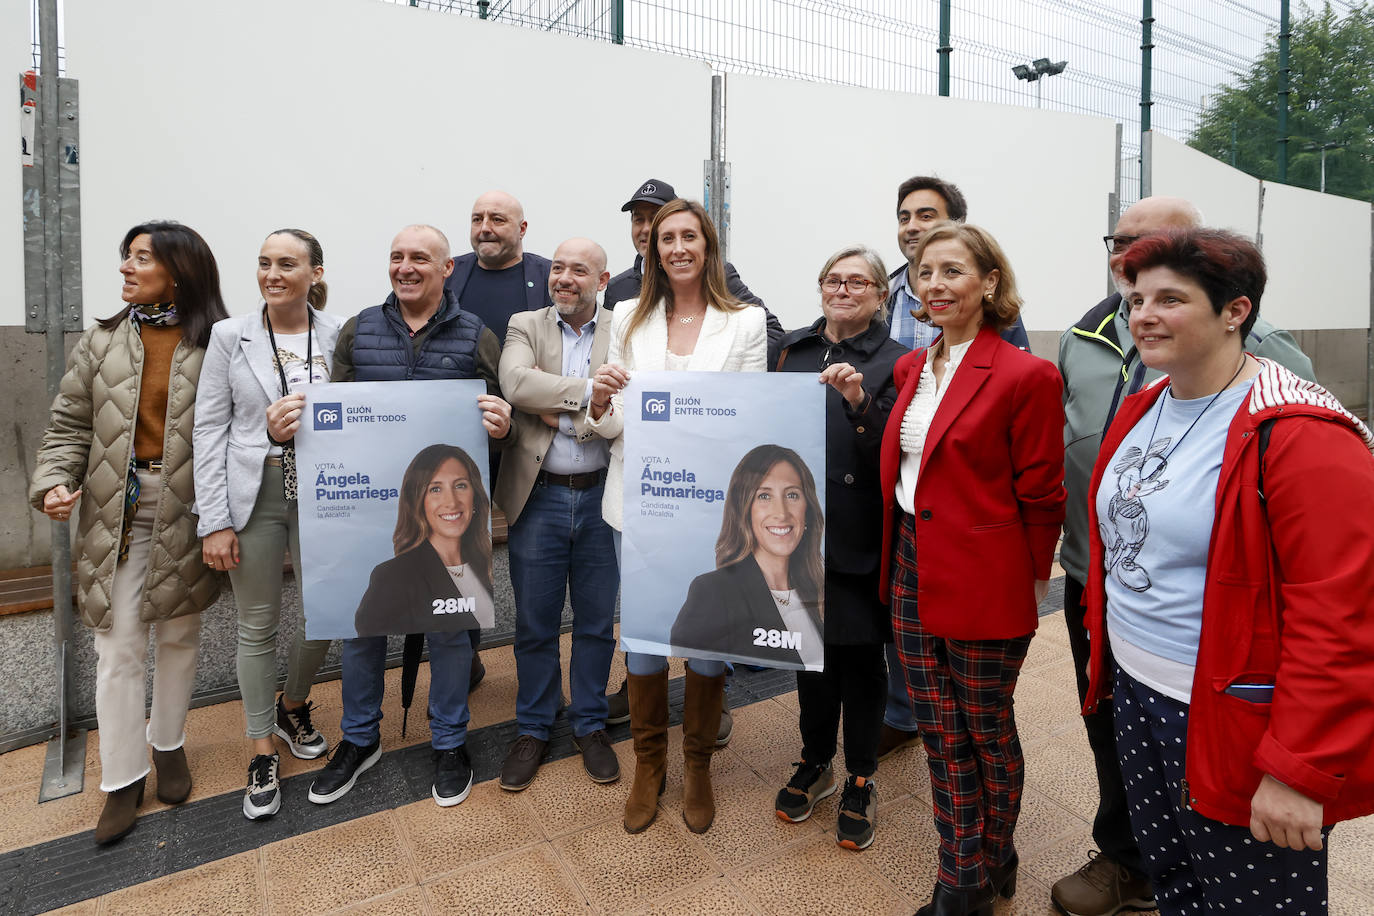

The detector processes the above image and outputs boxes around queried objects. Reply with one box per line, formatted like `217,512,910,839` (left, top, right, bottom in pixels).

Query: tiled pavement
3,610,1372,915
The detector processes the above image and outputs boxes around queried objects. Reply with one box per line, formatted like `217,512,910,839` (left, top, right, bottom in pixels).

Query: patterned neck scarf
128,301,180,328
118,301,179,560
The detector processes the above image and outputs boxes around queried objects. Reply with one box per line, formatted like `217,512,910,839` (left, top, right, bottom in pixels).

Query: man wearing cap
445,190,552,345
605,178,783,365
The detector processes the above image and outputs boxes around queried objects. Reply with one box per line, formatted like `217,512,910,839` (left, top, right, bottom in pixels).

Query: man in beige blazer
495,237,621,791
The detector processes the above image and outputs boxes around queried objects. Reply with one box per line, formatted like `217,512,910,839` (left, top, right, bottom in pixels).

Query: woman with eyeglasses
769,245,907,850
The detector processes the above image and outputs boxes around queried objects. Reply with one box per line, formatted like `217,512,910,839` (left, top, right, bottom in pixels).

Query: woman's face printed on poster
424,457,475,550
750,460,806,566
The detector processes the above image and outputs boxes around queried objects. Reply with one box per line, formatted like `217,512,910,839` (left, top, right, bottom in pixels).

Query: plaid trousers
891,514,1032,889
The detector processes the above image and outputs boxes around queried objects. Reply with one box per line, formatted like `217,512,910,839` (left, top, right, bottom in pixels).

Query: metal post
1320,146,1327,193
612,0,624,44
35,0,86,802
1277,0,1291,182
1109,123,1123,297
477,0,490,19
703,74,730,262
1230,122,1237,167
937,0,951,96
1140,0,1153,134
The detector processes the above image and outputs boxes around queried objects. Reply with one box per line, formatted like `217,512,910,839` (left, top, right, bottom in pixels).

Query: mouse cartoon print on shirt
1100,439,1171,592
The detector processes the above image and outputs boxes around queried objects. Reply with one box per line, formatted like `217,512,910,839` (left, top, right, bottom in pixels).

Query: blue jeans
339,629,472,750
883,641,919,730
508,478,618,740
613,530,725,678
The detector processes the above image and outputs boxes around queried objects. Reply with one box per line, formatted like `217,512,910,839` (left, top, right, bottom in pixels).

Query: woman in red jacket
1085,228,1374,915
879,223,1065,916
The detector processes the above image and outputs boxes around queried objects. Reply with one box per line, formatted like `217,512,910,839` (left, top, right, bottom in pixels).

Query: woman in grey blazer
193,229,343,821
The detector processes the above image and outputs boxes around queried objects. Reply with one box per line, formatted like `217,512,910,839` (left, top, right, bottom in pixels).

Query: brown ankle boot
681,668,724,834
94,777,145,845
152,746,192,804
623,670,669,834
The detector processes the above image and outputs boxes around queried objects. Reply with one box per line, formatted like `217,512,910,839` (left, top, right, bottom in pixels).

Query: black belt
537,468,606,489
134,458,164,471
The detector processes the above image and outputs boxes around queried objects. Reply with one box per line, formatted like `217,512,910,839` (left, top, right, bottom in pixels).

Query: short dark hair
1121,229,1265,337
99,221,228,347
895,176,967,222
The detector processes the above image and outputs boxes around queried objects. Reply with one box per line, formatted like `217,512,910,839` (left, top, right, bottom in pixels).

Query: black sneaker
469,653,486,692
307,739,381,804
775,759,837,822
835,775,876,850
242,753,281,820
433,745,473,807
274,697,328,760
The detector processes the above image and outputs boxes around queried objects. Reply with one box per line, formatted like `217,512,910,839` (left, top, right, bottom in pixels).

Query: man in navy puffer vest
309,224,513,810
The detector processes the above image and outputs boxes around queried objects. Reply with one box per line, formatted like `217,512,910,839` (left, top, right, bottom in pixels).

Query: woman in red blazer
878,223,1065,916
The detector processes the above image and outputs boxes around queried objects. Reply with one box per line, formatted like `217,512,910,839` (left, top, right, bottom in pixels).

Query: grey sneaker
775,759,837,822
1050,850,1155,916
835,775,876,850
242,753,281,820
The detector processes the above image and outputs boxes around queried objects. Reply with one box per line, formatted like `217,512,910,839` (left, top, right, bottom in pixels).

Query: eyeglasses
820,276,875,294
1102,234,1140,254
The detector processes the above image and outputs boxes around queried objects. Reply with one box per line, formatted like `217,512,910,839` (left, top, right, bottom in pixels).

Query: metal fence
379,0,1363,211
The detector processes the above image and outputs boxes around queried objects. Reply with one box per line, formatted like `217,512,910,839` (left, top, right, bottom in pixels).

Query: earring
985,291,994,302
1227,325,1235,332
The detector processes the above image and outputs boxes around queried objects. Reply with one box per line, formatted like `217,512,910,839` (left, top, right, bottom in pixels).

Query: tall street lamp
1012,57,1068,109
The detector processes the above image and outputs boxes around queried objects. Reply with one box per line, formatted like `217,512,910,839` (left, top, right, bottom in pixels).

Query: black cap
621,178,677,212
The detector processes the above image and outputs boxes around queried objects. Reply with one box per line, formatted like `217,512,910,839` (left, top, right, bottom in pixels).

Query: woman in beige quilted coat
31,221,227,844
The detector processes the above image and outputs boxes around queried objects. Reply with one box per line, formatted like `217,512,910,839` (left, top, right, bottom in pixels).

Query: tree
1188,2,1373,202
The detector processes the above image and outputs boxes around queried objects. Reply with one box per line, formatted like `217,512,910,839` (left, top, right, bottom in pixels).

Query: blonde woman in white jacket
588,199,766,836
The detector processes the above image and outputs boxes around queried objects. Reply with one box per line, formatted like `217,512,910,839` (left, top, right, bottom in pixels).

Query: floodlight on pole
1012,58,1068,108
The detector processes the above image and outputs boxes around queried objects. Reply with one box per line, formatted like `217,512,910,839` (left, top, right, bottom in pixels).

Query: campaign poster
295,380,494,640
621,372,826,671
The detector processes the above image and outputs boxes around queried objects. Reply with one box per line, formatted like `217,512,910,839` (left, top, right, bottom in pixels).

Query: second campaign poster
620,372,826,671
295,379,494,640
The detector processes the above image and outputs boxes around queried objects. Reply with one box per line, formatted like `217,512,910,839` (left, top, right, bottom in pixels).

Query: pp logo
642,392,670,422
313,402,343,431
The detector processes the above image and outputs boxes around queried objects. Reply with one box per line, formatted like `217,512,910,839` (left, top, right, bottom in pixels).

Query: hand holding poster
294,380,494,639
621,372,826,671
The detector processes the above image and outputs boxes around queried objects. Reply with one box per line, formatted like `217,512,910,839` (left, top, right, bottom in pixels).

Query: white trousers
93,470,202,791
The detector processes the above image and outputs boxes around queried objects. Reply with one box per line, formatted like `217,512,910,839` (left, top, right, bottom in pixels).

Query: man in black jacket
444,190,552,345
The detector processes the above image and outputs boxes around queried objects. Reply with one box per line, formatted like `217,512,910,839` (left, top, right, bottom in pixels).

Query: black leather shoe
499,734,547,791
913,882,995,916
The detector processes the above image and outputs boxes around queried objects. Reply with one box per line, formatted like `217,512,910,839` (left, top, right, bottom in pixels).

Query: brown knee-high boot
623,669,669,834
681,667,724,834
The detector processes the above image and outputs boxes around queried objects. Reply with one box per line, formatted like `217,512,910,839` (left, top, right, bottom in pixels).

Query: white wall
1,3,30,326
1261,181,1371,330
727,75,1118,333
1153,133,1261,237
61,0,711,320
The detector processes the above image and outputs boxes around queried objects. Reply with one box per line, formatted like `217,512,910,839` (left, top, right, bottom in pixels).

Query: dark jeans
1063,574,1144,876
508,478,618,740
796,641,887,778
